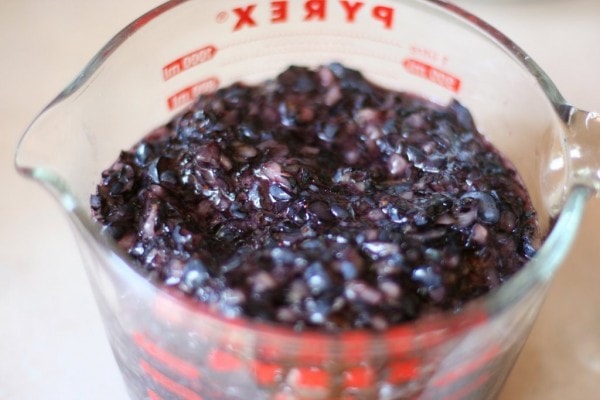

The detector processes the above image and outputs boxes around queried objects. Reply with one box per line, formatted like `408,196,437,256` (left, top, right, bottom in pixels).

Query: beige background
1,0,599,399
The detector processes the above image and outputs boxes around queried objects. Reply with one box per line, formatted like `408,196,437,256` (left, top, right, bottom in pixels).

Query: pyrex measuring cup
14,0,600,399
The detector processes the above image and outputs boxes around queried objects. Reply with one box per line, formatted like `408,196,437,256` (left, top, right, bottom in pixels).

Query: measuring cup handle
563,106,600,197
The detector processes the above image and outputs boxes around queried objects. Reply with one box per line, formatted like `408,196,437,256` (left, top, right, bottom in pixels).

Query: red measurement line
443,371,491,400
147,389,164,400
167,77,220,110
163,45,217,81
402,58,461,93
433,344,501,387
140,360,204,400
133,332,201,380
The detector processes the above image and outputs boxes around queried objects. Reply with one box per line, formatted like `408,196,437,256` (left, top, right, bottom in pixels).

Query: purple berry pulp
92,64,540,332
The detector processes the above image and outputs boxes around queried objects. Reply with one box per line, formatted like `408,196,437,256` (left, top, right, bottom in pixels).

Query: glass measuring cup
14,0,600,399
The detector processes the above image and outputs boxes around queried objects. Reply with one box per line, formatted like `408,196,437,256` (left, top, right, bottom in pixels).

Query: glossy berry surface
92,64,540,332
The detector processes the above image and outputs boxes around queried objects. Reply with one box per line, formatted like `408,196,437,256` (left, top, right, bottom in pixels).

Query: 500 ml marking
163,45,218,81
403,58,461,93
221,0,395,31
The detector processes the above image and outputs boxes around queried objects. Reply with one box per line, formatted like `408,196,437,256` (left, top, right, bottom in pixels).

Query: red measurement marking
343,365,375,389
257,341,283,360
288,366,330,389
133,332,201,380
443,371,491,400
384,325,415,355
340,331,372,363
147,389,163,400
252,360,283,386
403,58,461,93
163,46,218,81
207,349,243,373
387,358,420,383
409,45,449,66
167,77,220,110
296,341,329,365
140,360,204,400
433,343,501,387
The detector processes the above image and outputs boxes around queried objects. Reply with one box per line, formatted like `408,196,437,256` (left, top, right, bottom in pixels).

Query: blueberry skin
92,64,540,331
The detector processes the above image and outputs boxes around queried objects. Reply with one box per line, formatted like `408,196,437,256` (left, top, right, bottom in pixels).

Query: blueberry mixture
92,64,540,332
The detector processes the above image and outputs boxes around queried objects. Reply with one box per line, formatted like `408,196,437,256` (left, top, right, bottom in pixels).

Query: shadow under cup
15,0,592,399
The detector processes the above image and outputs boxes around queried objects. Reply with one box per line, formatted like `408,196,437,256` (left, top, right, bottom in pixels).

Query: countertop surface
1,1,599,399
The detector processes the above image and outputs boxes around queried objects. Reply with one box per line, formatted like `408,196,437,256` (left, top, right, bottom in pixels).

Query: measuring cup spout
562,106,600,197
14,96,82,214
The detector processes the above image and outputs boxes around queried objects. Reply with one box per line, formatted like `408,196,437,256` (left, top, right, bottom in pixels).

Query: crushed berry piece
92,64,541,332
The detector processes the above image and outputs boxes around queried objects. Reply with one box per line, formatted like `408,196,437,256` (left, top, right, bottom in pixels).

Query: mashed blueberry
92,64,540,331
